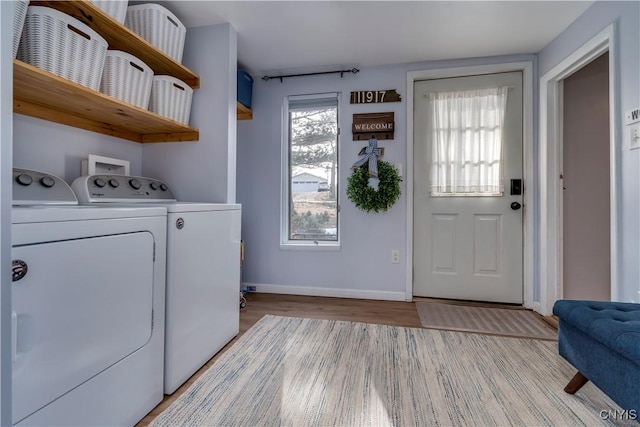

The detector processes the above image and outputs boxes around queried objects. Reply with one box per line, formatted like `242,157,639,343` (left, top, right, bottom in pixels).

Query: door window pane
429,87,509,196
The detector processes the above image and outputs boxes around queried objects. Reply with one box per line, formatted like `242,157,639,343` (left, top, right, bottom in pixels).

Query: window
282,94,339,247
428,87,509,196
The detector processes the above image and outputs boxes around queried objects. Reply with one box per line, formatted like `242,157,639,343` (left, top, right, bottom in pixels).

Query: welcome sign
352,112,395,140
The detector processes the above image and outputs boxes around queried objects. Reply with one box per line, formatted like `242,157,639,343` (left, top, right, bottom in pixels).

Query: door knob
510,202,522,210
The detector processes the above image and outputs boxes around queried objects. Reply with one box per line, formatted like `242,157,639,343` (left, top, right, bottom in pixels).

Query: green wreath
347,160,401,213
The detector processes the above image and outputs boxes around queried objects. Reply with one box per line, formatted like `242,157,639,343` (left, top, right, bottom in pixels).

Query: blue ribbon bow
352,138,381,177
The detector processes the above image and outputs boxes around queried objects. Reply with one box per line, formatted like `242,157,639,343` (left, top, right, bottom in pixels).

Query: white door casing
413,72,523,303
539,24,618,315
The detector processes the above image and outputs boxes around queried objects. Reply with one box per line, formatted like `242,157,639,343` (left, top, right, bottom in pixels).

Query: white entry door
413,72,523,303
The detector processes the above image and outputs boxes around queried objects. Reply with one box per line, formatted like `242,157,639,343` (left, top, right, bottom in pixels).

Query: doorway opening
562,52,611,301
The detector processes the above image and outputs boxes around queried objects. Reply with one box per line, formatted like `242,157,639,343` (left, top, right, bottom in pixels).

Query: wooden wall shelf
237,102,253,120
14,1,201,143
14,60,199,143
30,0,200,88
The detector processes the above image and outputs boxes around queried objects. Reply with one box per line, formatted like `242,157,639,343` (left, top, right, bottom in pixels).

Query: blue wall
142,23,238,203
538,0,640,303
1,3,15,423
237,54,535,300
238,0,640,305
13,115,143,183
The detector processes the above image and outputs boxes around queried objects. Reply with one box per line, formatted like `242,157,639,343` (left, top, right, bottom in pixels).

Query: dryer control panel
71,175,178,203
13,168,78,205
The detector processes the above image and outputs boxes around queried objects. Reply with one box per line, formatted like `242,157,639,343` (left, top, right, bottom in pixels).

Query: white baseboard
243,282,406,301
533,301,542,315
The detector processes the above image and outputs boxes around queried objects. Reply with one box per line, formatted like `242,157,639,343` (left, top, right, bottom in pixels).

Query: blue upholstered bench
553,300,640,413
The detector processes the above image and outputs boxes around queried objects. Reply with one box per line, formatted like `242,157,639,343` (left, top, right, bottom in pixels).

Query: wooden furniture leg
564,371,589,394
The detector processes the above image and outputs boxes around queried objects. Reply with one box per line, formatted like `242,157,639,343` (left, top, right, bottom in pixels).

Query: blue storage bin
237,69,253,109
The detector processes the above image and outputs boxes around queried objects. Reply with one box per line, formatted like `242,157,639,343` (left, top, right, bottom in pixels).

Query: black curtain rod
262,68,359,82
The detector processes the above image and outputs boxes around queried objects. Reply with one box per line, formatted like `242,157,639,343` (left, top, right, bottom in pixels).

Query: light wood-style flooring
137,293,553,426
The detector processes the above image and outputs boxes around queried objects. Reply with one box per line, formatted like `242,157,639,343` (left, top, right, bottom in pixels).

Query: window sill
280,241,341,251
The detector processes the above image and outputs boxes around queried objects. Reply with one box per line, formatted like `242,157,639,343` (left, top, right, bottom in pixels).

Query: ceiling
157,1,594,76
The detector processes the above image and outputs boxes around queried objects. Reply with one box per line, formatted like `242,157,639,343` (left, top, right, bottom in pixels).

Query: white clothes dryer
12,169,167,426
72,174,241,395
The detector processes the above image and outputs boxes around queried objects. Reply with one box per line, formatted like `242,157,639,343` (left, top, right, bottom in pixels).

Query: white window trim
280,92,341,250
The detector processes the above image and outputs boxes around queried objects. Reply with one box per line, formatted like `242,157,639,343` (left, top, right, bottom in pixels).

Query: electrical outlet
391,250,400,264
630,124,640,150
246,285,256,292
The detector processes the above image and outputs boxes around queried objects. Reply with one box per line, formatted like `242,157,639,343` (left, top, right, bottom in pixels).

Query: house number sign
350,89,401,104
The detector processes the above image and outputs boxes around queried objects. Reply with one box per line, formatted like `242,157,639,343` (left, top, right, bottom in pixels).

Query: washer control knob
16,174,33,186
129,178,142,190
108,179,119,188
94,178,106,188
160,183,168,191
150,181,159,190
40,176,55,188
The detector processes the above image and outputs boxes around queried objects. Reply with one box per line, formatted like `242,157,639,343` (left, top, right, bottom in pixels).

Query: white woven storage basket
149,76,193,125
17,6,108,91
100,50,153,109
89,0,128,24
13,1,29,58
125,4,186,63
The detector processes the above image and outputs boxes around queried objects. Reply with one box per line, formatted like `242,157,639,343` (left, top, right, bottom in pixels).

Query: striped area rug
149,315,627,427
415,300,558,340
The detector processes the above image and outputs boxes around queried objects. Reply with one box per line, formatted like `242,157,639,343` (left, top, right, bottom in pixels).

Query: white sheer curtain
428,87,509,196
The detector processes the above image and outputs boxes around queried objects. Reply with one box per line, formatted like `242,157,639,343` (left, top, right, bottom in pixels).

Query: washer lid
162,202,241,213
11,206,167,224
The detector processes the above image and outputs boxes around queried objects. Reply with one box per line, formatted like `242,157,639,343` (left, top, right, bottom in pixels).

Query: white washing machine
72,174,241,395
12,169,167,426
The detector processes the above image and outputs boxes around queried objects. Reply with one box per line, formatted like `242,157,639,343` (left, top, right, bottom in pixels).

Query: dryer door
12,232,154,424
